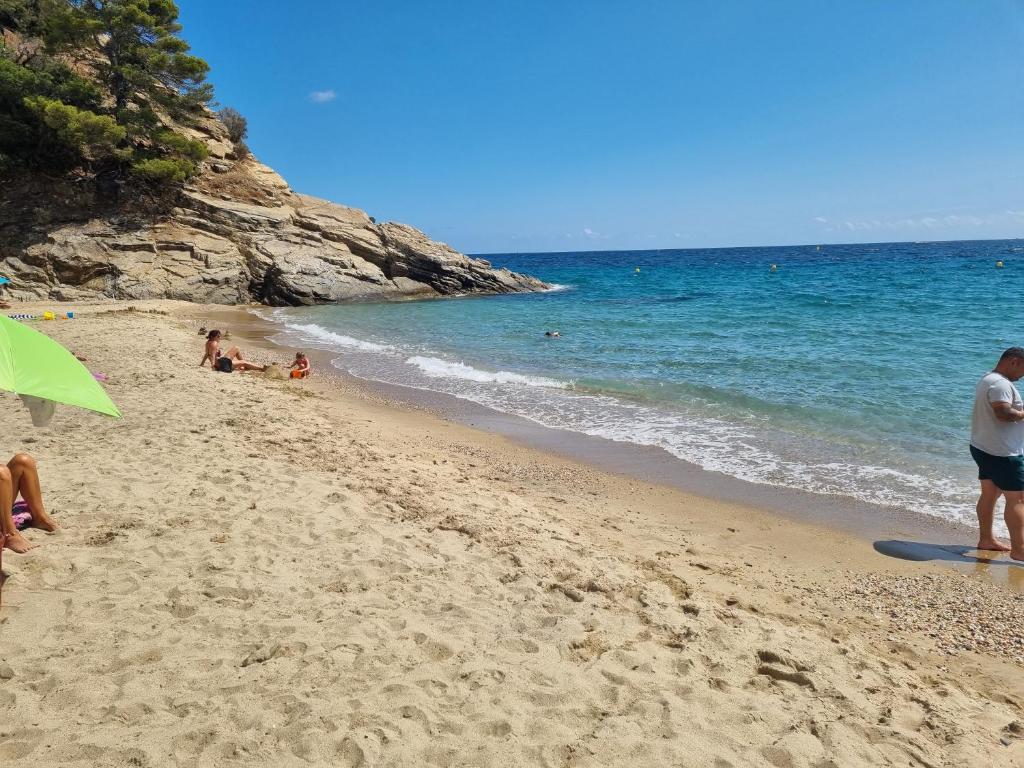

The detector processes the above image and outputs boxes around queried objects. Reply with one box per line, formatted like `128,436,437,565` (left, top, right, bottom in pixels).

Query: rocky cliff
0,113,548,305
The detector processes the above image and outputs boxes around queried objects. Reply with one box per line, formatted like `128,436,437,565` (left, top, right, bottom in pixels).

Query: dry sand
1,300,1023,767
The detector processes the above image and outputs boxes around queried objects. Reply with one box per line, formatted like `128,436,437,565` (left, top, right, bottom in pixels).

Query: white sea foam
543,283,573,293
406,356,569,388
272,312,982,532
282,322,392,352
541,402,981,529
342,357,984,531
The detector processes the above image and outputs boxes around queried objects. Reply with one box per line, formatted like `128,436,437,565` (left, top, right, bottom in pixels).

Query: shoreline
211,305,1008,583
1,299,1023,766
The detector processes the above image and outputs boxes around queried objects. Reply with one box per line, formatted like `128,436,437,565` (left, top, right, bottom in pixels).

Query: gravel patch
844,571,1024,665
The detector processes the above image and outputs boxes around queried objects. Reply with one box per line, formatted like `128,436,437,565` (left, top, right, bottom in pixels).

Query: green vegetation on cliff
0,0,214,183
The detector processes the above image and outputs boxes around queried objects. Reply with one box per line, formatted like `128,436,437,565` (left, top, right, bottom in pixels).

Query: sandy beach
1,300,1023,767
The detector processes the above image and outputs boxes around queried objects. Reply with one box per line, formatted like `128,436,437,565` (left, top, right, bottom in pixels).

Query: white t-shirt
971,372,1024,456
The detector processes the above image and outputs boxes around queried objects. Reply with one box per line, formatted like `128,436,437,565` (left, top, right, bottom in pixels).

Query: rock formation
0,113,548,305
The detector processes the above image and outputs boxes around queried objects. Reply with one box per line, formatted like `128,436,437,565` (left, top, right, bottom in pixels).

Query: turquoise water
268,240,1024,529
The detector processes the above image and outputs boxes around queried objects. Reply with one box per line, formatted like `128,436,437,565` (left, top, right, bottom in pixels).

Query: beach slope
0,302,1022,767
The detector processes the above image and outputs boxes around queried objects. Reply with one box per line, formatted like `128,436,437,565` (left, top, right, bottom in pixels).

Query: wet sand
220,306,1001,579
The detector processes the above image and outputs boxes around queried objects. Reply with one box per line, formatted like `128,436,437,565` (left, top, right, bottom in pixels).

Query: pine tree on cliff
0,0,212,183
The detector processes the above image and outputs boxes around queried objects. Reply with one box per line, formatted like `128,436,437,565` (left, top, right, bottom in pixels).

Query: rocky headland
0,113,547,306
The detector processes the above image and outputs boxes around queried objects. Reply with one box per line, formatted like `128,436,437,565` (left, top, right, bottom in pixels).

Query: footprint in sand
480,720,513,737
499,637,540,654
415,679,448,697
398,704,434,733
460,669,505,690
335,738,365,768
411,633,454,661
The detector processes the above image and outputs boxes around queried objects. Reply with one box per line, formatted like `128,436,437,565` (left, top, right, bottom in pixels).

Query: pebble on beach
843,571,1024,666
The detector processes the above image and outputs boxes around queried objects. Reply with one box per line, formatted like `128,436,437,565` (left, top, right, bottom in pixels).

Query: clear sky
176,0,1024,254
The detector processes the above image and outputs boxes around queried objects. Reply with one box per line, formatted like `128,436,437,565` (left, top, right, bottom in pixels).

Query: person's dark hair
206,329,222,340
999,347,1024,362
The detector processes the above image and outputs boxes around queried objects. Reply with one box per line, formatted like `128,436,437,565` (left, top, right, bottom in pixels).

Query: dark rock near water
0,115,548,305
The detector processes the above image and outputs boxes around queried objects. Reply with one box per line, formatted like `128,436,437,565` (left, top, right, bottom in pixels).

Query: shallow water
265,239,1024,530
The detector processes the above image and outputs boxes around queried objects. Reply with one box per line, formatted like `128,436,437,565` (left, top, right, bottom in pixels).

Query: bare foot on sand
977,539,1012,552
30,513,60,533
3,532,37,553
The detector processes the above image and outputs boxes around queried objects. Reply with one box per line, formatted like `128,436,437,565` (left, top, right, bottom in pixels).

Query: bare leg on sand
1003,490,1024,561
224,347,266,372
9,453,57,532
976,479,1012,551
0,464,35,553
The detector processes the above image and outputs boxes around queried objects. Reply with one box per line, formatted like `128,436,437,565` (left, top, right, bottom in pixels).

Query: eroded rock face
0,121,548,305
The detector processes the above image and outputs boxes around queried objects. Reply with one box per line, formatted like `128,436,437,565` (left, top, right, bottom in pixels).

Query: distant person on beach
288,352,311,378
1,453,57,554
970,347,1024,559
199,330,266,372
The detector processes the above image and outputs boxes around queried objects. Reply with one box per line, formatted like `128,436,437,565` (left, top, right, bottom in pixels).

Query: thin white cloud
823,210,1022,233
309,89,337,103
813,216,828,224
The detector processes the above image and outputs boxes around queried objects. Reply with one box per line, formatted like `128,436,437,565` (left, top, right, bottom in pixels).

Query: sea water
266,240,1024,530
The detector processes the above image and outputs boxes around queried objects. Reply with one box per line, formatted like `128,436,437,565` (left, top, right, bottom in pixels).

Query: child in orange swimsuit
288,352,311,379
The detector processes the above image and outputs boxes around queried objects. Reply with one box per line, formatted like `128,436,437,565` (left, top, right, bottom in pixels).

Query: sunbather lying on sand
199,330,266,372
1,453,57,554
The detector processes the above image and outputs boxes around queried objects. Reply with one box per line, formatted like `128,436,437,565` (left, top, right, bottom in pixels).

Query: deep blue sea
267,240,1024,529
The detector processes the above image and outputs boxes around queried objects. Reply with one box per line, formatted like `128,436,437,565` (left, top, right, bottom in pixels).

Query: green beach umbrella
0,315,120,419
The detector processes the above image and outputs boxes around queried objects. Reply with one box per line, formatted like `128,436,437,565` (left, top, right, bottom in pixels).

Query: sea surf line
264,240,1024,533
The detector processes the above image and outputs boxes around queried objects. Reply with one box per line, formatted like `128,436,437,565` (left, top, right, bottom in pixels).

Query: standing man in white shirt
970,347,1024,560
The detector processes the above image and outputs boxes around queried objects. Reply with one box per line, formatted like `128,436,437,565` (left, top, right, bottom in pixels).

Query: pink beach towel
11,500,31,530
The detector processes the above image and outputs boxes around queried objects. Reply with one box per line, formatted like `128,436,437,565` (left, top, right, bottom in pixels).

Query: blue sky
176,1,1024,254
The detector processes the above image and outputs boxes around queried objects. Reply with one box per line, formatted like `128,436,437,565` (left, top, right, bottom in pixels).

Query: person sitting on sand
970,346,1024,560
1,453,57,554
199,329,266,372
288,352,311,378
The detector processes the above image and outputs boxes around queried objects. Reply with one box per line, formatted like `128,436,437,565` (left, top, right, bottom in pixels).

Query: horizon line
468,235,1024,257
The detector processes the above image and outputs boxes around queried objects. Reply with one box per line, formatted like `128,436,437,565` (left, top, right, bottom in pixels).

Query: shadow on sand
874,539,1024,567
874,540,1024,592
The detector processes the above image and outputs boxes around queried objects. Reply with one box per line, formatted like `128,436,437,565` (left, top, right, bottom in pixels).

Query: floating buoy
634,267,641,273
769,264,778,273
996,261,1005,268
